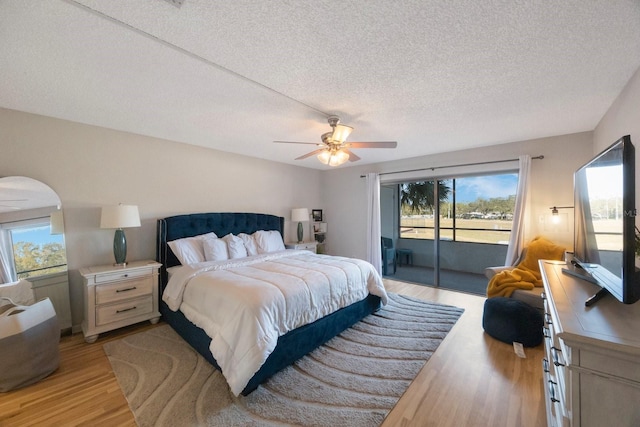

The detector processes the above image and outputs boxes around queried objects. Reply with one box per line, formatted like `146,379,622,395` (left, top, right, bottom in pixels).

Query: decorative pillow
238,233,259,256
254,230,285,254
168,232,217,265
203,237,229,262
222,234,247,259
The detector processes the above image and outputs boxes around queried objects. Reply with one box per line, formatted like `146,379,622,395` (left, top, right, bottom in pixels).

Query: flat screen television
571,135,639,305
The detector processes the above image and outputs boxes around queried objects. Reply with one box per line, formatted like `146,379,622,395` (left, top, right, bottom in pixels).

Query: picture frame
312,209,323,222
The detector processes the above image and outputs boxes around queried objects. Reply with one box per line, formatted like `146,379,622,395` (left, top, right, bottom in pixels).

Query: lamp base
297,221,303,243
113,229,128,266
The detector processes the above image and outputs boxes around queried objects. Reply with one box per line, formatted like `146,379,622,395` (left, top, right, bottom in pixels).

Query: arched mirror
0,176,71,332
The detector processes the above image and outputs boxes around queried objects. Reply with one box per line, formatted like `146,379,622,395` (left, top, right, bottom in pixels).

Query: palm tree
400,180,451,214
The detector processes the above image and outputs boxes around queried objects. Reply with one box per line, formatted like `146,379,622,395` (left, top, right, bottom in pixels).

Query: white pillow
238,233,258,256
222,234,248,259
254,230,285,254
168,232,217,264
203,237,229,261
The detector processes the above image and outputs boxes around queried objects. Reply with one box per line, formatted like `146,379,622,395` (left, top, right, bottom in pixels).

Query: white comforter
163,250,387,396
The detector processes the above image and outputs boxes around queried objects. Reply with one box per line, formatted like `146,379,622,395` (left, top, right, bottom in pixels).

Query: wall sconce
550,206,573,224
100,204,141,266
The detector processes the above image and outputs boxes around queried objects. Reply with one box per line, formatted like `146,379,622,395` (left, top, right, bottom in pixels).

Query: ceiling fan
274,115,397,166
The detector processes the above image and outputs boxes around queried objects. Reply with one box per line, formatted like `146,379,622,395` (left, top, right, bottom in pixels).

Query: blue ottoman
482,297,543,347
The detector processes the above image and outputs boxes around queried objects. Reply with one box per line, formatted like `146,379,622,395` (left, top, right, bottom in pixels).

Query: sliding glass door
384,172,518,294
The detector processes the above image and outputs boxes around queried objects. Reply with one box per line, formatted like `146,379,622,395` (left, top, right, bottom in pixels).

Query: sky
453,173,518,203
11,225,65,248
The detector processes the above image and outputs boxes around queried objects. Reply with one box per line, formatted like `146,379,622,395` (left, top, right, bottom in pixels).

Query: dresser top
541,260,640,353
79,260,161,277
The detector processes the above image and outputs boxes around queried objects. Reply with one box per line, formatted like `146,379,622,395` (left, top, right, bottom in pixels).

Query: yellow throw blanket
487,237,565,298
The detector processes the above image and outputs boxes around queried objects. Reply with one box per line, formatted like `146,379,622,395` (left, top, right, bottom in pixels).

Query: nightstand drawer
285,242,318,253
95,276,152,305
93,268,151,284
96,295,153,326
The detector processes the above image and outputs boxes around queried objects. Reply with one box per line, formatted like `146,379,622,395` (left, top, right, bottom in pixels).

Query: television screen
573,135,638,304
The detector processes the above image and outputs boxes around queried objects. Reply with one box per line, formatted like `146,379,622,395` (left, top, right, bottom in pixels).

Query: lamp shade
100,204,141,229
50,210,64,235
291,208,309,222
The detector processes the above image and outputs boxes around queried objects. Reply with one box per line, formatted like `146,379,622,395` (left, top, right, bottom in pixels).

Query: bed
156,212,386,396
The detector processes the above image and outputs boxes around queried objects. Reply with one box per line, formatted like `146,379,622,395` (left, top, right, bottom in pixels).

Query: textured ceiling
2,0,640,169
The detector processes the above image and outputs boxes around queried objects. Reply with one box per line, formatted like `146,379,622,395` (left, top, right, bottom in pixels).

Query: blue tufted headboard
156,212,284,287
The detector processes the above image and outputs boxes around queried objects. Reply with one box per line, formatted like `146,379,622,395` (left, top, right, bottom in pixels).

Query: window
399,173,518,244
1,218,67,280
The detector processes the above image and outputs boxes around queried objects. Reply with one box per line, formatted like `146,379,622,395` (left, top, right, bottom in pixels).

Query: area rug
103,293,464,427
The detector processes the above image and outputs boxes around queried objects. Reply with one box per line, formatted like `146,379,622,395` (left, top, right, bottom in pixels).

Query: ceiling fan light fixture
318,149,349,166
276,115,397,165
332,124,353,143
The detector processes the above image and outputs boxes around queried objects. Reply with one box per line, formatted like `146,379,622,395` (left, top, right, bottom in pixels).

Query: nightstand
285,241,318,253
80,260,161,343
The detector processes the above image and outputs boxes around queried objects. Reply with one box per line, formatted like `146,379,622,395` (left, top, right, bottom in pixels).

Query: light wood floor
0,280,546,426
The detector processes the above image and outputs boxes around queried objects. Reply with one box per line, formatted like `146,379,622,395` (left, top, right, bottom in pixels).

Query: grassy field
400,217,623,248
400,218,511,244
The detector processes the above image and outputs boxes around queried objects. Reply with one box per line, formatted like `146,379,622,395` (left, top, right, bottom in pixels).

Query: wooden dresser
540,260,640,426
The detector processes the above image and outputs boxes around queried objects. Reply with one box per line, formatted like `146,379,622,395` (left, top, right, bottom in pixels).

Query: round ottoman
482,297,543,347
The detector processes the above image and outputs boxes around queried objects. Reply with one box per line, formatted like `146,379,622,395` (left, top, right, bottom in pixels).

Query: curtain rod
359,155,544,178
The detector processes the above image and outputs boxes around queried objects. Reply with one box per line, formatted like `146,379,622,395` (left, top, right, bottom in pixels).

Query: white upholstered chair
0,279,60,392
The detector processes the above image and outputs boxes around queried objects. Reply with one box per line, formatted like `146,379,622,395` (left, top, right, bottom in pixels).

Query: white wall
322,132,594,261
0,107,322,329
594,65,640,153
594,65,640,231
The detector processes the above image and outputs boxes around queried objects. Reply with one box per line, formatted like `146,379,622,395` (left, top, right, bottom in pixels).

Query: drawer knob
116,306,137,314
116,286,137,293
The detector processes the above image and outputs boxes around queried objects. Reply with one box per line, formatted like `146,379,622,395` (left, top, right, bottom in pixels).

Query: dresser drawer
96,295,153,326
93,268,152,284
95,276,152,305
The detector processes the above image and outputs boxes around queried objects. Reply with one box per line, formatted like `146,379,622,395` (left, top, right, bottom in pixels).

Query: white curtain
366,173,382,274
0,229,16,283
505,155,531,265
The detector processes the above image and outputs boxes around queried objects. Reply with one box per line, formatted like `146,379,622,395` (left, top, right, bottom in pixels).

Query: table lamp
100,204,141,266
291,208,309,243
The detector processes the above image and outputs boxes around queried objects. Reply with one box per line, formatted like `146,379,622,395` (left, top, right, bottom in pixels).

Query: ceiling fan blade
295,148,327,160
346,141,398,149
343,149,361,162
331,124,353,143
274,141,321,145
